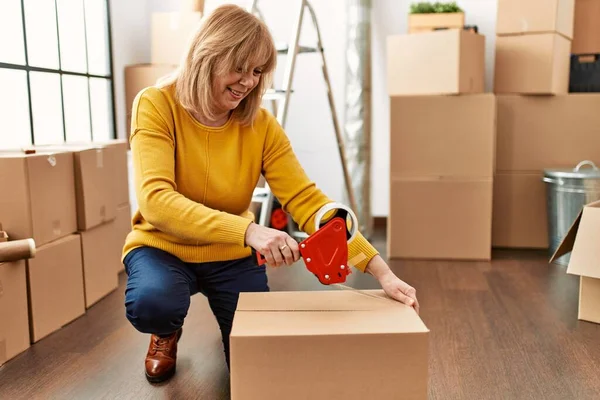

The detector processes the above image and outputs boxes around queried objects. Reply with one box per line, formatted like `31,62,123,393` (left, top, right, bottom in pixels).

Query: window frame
0,0,117,146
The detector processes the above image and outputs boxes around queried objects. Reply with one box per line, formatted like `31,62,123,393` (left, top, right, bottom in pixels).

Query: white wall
109,0,499,217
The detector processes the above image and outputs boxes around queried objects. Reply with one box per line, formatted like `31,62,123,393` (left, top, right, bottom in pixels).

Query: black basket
569,54,600,93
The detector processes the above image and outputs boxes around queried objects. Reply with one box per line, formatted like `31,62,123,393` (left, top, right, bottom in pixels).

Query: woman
123,4,419,384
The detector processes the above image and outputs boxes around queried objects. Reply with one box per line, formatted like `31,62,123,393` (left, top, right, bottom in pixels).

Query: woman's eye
254,69,262,75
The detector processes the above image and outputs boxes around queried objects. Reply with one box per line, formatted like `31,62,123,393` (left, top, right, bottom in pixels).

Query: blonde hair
159,4,277,126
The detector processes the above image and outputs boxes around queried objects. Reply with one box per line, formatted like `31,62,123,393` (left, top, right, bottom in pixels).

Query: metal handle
574,160,598,172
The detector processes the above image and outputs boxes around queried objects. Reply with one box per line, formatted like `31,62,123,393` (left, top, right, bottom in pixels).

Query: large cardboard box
124,64,176,140
496,0,575,38
572,0,600,54
0,150,77,246
79,221,120,308
151,12,202,65
387,29,485,96
115,203,131,273
492,172,549,249
390,94,496,178
230,290,429,400
0,260,30,366
551,200,600,323
389,178,493,260
494,33,571,94
496,94,600,171
97,139,129,206
27,234,86,342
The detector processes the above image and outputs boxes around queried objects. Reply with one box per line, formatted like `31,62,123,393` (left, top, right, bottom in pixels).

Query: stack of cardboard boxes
386,26,496,260
0,139,130,366
123,2,204,143
492,0,600,250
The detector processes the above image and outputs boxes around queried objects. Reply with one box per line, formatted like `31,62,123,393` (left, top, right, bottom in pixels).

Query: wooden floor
1,227,600,399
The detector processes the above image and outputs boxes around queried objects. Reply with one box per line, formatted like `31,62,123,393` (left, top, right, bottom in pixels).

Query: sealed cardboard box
27,234,86,342
151,12,202,65
387,29,485,95
388,177,493,260
125,64,176,139
0,260,30,366
230,290,429,400
0,150,77,246
115,203,131,273
494,33,571,94
496,94,600,171
408,12,465,33
496,0,575,38
96,139,129,206
551,200,600,323
79,220,120,308
572,0,600,54
492,172,549,249
390,94,496,178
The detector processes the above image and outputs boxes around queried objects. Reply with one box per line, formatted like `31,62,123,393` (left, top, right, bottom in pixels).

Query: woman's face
213,65,262,115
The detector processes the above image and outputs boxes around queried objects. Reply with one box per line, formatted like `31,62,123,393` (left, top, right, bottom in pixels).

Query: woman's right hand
245,222,300,267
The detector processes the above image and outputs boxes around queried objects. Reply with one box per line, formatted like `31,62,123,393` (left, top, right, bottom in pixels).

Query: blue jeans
123,246,269,368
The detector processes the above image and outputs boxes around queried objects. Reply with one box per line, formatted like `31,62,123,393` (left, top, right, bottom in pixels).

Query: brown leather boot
145,328,183,383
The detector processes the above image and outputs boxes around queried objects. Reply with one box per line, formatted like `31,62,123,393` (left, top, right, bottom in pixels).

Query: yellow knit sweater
123,85,379,272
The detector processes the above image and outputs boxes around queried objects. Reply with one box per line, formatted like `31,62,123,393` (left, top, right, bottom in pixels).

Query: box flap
549,207,584,262
232,290,429,337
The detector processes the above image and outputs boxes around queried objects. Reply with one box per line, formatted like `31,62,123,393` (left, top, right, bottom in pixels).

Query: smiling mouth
228,88,245,98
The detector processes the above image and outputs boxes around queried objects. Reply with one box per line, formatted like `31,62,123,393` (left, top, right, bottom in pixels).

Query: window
0,0,115,150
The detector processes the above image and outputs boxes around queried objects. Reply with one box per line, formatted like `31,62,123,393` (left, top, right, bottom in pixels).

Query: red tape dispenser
256,202,359,285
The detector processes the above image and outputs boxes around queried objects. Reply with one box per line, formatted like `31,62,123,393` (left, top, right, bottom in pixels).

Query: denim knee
125,283,189,336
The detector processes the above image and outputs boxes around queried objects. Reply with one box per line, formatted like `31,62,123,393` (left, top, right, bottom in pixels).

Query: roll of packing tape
314,202,359,243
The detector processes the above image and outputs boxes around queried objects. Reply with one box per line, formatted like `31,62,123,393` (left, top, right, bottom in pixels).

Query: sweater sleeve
129,88,252,246
261,112,379,272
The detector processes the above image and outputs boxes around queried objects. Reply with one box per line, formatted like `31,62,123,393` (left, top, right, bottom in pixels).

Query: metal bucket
543,160,600,265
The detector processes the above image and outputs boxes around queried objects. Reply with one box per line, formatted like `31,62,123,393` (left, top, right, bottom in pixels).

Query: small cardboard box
27,234,86,342
408,12,465,33
572,0,600,54
494,33,571,94
387,29,485,95
496,94,600,171
230,290,429,400
390,94,496,179
96,139,129,206
388,177,493,260
151,12,202,65
79,220,120,308
124,64,177,140
551,200,600,324
0,259,30,367
496,0,575,39
0,150,78,247
492,172,549,249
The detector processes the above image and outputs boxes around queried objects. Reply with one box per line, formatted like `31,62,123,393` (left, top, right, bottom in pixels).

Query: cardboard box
230,290,429,400
79,221,120,308
0,150,78,246
551,200,600,323
97,139,129,206
390,94,496,178
27,234,86,342
0,260,30,366
408,12,465,33
496,0,575,39
125,64,177,140
494,33,571,94
115,203,131,273
388,177,493,260
496,94,600,171
387,29,485,95
572,0,600,54
492,172,549,249
151,12,202,65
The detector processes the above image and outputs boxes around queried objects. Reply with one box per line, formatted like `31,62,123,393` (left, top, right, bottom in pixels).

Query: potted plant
408,2,465,34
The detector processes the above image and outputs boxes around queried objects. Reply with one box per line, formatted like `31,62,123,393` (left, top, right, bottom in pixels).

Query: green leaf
409,1,463,14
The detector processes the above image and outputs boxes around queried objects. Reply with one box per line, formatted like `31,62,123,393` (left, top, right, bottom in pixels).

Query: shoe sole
144,328,183,384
